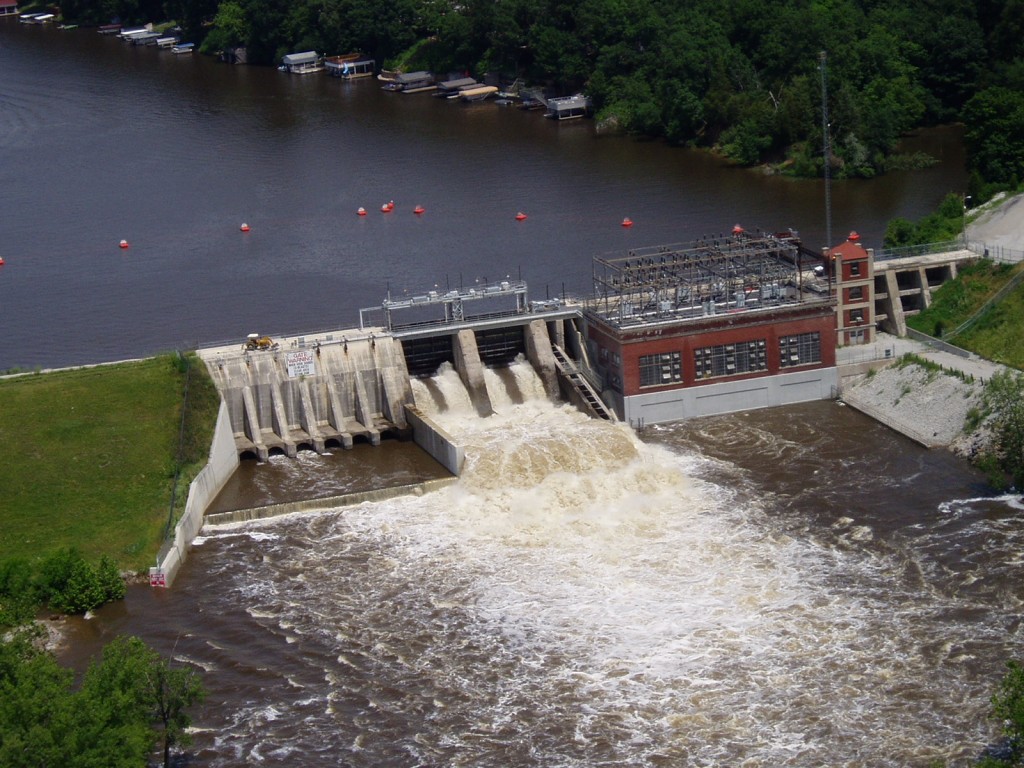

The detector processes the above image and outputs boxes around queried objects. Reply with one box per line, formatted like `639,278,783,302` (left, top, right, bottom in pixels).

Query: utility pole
820,51,832,252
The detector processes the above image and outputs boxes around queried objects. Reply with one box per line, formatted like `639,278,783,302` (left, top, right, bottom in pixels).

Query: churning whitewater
188,359,1013,767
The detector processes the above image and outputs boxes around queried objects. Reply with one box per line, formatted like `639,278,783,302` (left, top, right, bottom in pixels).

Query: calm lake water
0,21,966,370
8,22,1018,768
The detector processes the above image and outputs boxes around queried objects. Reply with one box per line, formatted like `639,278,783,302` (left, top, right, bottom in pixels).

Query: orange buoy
240,223,250,232
515,212,527,221
621,217,633,228
413,205,425,215
119,239,129,249
357,207,367,216
381,203,393,213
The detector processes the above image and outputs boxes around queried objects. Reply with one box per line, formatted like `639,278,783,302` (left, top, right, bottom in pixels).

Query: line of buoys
240,223,250,232
621,217,633,228
119,239,130,249
413,205,425,215
357,207,367,216
515,212,528,221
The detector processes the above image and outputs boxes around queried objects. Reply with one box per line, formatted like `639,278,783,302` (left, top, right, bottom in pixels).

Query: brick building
583,229,838,425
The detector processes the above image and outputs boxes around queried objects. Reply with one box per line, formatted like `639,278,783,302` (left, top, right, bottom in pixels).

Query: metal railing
873,240,966,262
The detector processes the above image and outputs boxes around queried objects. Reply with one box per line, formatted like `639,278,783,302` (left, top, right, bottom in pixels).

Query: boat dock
324,53,375,78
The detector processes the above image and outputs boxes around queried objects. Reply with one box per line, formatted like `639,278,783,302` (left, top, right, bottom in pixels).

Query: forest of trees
56,0,1024,193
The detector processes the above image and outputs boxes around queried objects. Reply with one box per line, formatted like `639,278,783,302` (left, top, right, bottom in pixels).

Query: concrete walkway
837,332,1005,383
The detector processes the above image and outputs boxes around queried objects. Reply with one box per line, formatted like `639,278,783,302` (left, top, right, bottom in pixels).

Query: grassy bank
907,260,1024,369
0,354,219,572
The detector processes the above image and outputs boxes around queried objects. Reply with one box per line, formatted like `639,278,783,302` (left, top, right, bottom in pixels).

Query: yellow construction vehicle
244,333,278,351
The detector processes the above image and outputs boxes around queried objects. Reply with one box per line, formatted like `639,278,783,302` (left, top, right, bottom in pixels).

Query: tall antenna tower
819,51,832,250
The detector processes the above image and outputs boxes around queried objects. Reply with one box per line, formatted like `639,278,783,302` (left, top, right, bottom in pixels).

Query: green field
0,355,218,572
907,260,1024,370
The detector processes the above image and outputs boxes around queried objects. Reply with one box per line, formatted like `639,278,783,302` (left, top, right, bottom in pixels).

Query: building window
694,339,768,380
850,308,865,324
848,285,864,301
639,351,682,387
779,332,821,368
850,262,861,276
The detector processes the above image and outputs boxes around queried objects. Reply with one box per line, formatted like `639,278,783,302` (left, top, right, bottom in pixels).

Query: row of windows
639,351,682,387
638,332,822,386
694,339,768,380
779,332,821,368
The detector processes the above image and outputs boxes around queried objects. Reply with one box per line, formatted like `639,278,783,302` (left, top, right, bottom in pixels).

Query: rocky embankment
841,362,988,456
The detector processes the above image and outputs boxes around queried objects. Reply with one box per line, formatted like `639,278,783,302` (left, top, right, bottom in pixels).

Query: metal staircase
550,345,615,421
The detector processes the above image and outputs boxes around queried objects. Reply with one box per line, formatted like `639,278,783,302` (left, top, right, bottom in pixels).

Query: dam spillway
197,292,598,460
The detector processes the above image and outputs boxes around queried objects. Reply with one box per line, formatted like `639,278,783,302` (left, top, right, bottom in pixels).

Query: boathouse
281,51,322,74
324,53,375,78
385,71,436,93
436,77,477,97
583,229,837,425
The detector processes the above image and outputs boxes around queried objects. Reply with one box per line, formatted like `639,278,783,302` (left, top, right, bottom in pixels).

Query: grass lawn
0,355,217,572
907,260,1024,369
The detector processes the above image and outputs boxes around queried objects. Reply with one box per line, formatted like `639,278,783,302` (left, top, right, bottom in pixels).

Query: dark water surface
1,22,965,370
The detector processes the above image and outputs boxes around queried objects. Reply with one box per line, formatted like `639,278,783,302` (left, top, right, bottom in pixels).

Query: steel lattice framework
589,229,823,327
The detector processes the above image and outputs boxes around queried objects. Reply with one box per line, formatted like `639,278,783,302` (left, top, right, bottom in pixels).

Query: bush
36,549,126,616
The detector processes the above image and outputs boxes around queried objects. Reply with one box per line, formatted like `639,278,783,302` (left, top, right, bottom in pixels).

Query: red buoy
357,207,367,216
621,217,633,228
848,231,861,241
732,224,745,235
515,212,528,221
240,223,250,232
119,239,129,249
413,205,425,215
381,202,393,213
0,257,5,266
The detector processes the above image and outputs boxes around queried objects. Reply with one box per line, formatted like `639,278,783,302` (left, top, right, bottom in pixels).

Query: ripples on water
159,362,1022,767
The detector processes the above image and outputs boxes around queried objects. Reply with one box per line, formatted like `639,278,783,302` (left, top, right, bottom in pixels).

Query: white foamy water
189,361,1015,767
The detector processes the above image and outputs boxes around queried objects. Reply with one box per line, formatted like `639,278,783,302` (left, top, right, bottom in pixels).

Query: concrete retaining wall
622,367,839,426
156,399,239,586
405,404,465,476
204,477,458,526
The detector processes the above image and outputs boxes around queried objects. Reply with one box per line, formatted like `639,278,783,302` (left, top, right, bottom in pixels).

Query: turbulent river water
5,21,1020,768
71,362,1022,767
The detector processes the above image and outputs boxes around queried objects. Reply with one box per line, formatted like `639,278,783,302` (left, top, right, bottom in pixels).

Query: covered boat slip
383,71,436,93
324,54,375,78
281,51,323,74
436,77,477,97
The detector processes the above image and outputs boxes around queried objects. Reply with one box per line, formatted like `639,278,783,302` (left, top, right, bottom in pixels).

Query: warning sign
149,567,167,588
286,350,316,377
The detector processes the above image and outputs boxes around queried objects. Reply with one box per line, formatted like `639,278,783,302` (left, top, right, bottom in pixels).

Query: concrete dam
197,283,608,462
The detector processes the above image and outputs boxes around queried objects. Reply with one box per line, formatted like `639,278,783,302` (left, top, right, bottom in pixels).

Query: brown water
1,22,966,371
65,364,1021,768
8,23,1014,768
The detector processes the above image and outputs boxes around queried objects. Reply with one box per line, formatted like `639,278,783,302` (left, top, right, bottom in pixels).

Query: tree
981,369,1024,489
985,660,1024,766
148,655,206,768
0,633,206,768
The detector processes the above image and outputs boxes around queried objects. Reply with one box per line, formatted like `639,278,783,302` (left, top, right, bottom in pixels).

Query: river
1,21,965,371
5,21,1018,768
